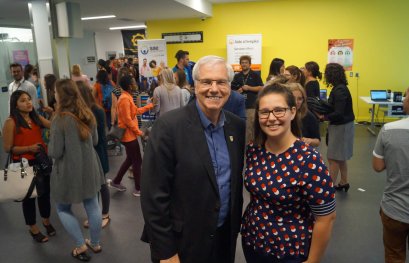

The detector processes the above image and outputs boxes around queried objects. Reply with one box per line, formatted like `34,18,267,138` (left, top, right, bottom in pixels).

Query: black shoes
334,183,350,192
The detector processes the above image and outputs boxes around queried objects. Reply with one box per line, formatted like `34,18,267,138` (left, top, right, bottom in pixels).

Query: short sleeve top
241,140,335,261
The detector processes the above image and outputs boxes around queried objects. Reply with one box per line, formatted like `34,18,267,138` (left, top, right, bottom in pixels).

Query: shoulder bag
0,153,38,202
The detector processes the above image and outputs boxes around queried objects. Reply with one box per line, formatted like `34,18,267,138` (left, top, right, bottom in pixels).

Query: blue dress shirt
196,101,231,227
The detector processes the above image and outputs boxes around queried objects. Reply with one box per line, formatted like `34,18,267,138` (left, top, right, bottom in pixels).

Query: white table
360,96,404,135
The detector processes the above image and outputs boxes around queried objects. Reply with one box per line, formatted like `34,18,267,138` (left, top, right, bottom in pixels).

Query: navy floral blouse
241,140,336,261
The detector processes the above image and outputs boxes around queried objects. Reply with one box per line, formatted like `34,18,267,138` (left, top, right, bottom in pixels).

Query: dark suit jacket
223,90,246,121
141,102,245,263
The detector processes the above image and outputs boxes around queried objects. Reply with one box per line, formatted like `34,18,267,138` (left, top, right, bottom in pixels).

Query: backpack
101,83,113,111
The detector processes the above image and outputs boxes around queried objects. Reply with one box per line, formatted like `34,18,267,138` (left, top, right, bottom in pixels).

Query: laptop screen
370,90,388,100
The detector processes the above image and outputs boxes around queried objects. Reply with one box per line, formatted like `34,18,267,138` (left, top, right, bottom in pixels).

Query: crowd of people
2,50,407,263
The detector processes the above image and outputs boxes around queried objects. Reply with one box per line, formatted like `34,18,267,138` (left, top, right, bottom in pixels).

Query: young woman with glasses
241,82,336,263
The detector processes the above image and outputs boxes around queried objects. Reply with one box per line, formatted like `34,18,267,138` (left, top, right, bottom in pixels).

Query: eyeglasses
198,79,229,88
258,107,290,119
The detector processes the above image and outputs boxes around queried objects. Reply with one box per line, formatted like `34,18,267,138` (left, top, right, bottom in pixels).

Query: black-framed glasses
198,79,229,88
258,107,290,119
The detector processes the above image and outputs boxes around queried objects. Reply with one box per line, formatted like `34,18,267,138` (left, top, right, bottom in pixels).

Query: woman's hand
160,254,180,263
28,144,41,153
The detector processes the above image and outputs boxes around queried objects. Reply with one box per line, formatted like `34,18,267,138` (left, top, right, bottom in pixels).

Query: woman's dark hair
286,65,306,87
44,74,57,107
253,83,301,146
268,58,285,77
119,75,134,92
24,64,34,80
96,70,109,85
305,61,322,80
9,90,42,133
175,69,187,87
324,63,348,87
149,60,157,68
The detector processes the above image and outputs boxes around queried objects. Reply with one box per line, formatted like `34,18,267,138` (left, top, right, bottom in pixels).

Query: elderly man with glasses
141,55,246,263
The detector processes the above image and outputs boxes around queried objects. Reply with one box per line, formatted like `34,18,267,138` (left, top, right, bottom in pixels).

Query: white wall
94,31,124,62
68,30,97,82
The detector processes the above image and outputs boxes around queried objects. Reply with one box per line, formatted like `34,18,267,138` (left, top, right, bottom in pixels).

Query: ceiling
0,0,264,31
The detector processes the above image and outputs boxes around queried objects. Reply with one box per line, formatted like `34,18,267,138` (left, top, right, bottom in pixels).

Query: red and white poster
328,39,354,71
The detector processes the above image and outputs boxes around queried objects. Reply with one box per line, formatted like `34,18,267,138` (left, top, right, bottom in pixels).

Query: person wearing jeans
56,196,101,249
110,75,153,197
49,79,105,261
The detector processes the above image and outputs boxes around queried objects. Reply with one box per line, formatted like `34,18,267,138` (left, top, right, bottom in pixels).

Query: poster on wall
121,29,146,56
328,39,354,71
137,39,167,121
12,50,29,67
226,34,262,72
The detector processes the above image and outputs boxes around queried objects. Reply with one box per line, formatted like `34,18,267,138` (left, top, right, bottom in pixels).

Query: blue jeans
56,195,102,247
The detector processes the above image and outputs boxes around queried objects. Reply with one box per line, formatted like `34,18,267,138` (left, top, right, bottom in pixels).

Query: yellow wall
147,0,409,121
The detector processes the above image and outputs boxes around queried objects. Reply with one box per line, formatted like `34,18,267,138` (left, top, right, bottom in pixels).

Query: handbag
34,144,53,174
0,154,38,202
307,96,334,115
107,122,126,140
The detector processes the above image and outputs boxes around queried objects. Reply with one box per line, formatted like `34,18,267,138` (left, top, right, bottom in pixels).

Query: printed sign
328,39,354,71
227,34,262,72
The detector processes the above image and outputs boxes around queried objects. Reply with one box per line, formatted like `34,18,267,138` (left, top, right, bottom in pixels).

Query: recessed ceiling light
81,15,116,20
109,25,147,30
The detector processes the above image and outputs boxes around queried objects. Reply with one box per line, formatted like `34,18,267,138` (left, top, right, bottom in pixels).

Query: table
360,96,404,135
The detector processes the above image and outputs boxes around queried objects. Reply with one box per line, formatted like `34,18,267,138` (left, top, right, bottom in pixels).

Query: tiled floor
0,124,395,262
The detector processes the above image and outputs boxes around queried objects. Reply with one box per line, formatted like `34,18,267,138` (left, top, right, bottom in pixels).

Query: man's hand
237,87,244,93
242,85,251,91
160,254,180,263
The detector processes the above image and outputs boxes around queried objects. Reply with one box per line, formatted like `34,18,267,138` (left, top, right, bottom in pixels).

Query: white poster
226,34,262,72
137,39,167,121
137,39,168,77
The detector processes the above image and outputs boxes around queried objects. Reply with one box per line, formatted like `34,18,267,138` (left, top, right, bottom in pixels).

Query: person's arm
160,254,180,263
372,127,386,172
111,94,118,126
39,115,51,129
136,103,154,115
303,153,336,263
242,85,263,93
326,87,347,122
153,88,161,113
48,116,65,159
304,212,336,263
140,117,179,260
372,156,385,172
301,113,321,147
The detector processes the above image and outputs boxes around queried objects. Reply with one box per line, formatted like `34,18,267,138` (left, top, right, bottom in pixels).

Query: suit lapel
223,115,239,205
186,103,219,195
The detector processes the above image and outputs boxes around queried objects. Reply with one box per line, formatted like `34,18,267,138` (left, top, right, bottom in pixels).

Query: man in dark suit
141,55,246,263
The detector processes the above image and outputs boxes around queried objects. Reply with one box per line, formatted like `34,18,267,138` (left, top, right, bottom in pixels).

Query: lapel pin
229,136,234,142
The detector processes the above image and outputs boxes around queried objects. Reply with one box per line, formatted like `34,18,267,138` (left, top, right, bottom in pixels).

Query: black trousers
152,220,232,263
22,171,51,226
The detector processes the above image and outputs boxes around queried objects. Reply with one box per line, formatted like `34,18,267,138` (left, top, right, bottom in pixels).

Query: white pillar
28,1,55,77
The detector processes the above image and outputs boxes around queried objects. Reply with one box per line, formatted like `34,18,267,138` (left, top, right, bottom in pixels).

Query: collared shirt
140,65,151,77
196,101,231,227
8,77,39,110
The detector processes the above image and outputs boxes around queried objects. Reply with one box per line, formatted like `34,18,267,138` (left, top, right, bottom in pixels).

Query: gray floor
0,124,397,262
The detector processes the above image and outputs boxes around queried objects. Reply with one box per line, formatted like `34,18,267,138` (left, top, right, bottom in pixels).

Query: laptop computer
370,90,389,101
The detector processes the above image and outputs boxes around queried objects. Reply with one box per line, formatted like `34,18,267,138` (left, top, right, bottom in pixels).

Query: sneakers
110,182,127,191
132,190,141,197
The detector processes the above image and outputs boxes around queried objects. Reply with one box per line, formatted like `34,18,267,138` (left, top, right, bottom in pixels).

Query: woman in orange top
2,90,55,243
110,75,154,197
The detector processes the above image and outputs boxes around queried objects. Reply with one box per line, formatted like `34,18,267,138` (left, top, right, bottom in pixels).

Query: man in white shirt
8,63,39,110
373,87,409,263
